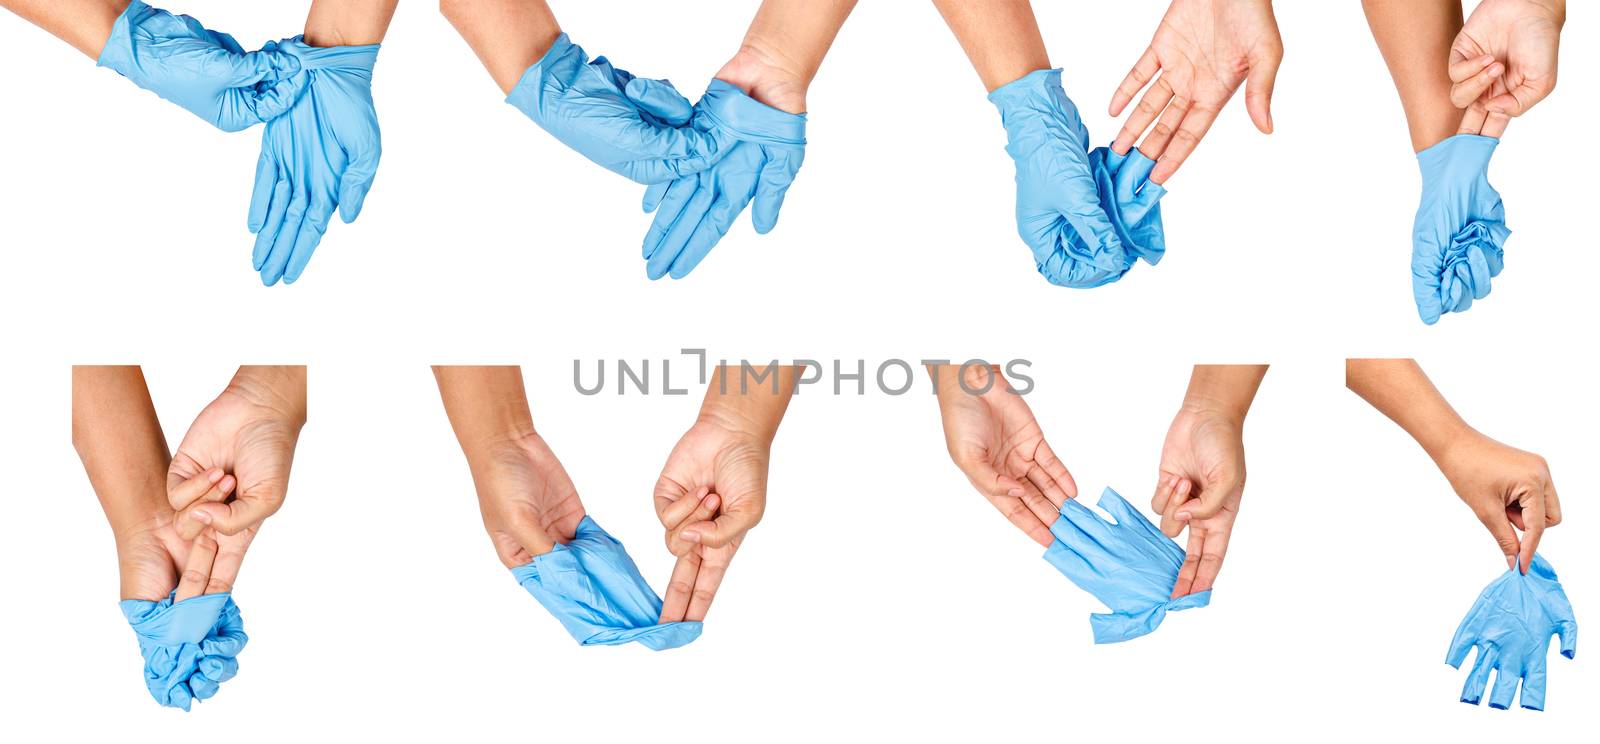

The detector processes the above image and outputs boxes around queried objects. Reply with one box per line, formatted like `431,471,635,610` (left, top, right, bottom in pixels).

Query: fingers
1450,56,1505,109
677,506,761,550
750,155,799,235
965,457,1053,548
251,179,292,274
171,470,236,541
1152,471,1182,515
665,490,720,556
175,534,217,602
1187,524,1231,595
659,486,715,531
1109,46,1160,117
1485,80,1554,118
1157,477,1192,537
249,156,286,236
1149,102,1220,184
338,145,382,224
1113,77,1174,156
186,491,283,537
1477,508,1522,570
1544,481,1562,526
1170,528,1202,599
623,77,694,126
501,506,557,558
1024,440,1077,509
684,549,732,622
1244,51,1281,134
1516,485,1546,574
206,531,253,595
280,199,335,285
659,551,701,623
642,181,671,214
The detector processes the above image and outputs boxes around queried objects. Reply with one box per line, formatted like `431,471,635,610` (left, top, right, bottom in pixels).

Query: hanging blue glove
248,37,381,286
1412,134,1511,325
506,34,725,184
1043,488,1210,643
511,516,702,650
1447,554,1577,711
989,70,1166,289
96,0,304,132
119,592,248,711
640,80,806,280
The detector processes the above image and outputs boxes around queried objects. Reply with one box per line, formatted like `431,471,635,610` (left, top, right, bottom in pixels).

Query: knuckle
667,580,695,598
180,570,210,587
691,589,717,607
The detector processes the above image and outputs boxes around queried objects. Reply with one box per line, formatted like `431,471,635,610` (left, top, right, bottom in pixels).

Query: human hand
96,0,304,132
249,37,381,286
471,431,587,568
652,416,772,622
1151,402,1246,598
121,469,253,602
167,368,305,540
932,364,1076,548
1436,432,1562,573
1450,0,1564,120
1110,0,1283,183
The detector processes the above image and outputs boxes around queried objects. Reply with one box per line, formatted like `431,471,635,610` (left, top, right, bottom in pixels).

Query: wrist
715,40,810,114
228,366,308,425
696,403,779,449
1179,395,1250,427
1426,423,1487,471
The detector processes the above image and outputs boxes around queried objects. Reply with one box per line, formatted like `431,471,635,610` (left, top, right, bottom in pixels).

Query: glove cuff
698,80,807,146
94,0,155,73
1416,134,1499,176
120,591,234,646
268,35,379,74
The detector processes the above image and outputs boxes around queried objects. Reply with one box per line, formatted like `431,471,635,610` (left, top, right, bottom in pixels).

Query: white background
0,0,1595,740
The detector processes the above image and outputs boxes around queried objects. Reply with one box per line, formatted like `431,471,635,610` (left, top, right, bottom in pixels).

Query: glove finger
642,178,698,260
198,654,239,685
1461,645,1496,704
1445,624,1477,669
750,154,799,235
251,176,291,272
624,77,694,126
1488,666,1521,710
642,181,670,214
247,152,280,234
283,199,335,284
1056,176,1123,258
1521,652,1547,711
338,144,382,223
187,669,221,701
259,197,309,286
645,180,715,278
669,187,749,279
168,681,194,712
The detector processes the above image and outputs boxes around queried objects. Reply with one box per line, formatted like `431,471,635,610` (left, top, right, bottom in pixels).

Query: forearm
1182,365,1268,424
305,0,399,47
71,365,168,540
440,0,561,94
716,0,858,113
1346,359,1475,462
434,366,537,468
2,0,128,58
700,365,798,445
932,0,1050,92
229,366,308,426
1361,0,1465,150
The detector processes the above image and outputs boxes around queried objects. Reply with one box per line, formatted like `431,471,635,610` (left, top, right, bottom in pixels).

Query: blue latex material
989,70,1167,288
248,37,381,286
1447,555,1577,711
511,516,702,650
119,592,248,711
640,80,807,280
506,34,723,184
1043,488,1211,643
96,1,303,132
1412,134,1511,325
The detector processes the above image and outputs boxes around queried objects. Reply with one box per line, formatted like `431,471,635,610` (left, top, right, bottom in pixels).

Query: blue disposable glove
1044,488,1211,643
511,516,702,650
96,0,304,132
1447,554,1577,711
506,34,724,184
989,70,1167,289
640,80,806,280
1412,134,1511,325
248,37,381,286
119,592,248,711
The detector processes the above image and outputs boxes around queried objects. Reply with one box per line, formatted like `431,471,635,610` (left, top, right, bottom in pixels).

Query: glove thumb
339,144,382,223
625,77,694,126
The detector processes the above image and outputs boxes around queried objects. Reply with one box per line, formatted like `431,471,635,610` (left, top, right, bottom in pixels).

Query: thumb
1180,467,1243,522
750,154,799,234
1244,52,1282,135
1477,509,1522,570
338,143,382,223
185,493,282,536
679,504,762,548
624,77,694,126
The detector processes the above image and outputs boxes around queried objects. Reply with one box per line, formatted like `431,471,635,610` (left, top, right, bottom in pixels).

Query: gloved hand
96,0,304,132
249,37,382,286
506,34,724,184
119,592,248,711
1412,134,1511,325
1044,487,1211,643
511,516,702,650
640,80,806,280
990,69,1167,289
1448,554,1577,711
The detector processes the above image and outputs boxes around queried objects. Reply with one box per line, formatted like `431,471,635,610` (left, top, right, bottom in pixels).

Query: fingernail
207,469,224,483
1176,511,1192,521
1486,63,1503,77
191,510,212,525
702,493,720,510
218,475,236,493
1507,555,1517,569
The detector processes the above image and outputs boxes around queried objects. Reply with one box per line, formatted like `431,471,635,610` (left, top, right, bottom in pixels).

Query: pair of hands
473,416,772,624
933,365,1244,598
1447,0,1564,138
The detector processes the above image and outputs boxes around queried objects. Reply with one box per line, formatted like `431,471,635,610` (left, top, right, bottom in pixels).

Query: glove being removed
97,0,303,132
1044,488,1210,643
512,516,702,650
507,33,723,184
1448,554,1577,711
1412,134,1511,325
990,70,1166,289
119,592,248,711
641,80,806,280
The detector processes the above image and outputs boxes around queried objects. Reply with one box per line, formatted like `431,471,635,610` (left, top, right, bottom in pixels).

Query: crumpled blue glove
511,516,702,650
1447,554,1577,711
506,33,724,184
640,80,806,280
119,592,248,711
96,0,304,132
989,69,1167,289
1043,488,1211,643
248,37,381,286
1412,134,1511,325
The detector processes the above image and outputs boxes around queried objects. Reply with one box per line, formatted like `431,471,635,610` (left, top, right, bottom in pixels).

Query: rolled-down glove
1044,488,1210,643
511,516,702,650
641,80,806,280
97,0,304,132
1412,134,1511,325
1448,554,1577,711
506,33,724,184
249,37,381,286
119,592,248,711
989,70,1166,289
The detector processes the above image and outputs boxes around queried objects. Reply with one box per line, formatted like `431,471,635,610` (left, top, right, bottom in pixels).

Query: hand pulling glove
1412,134,1511,325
